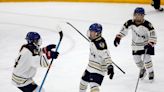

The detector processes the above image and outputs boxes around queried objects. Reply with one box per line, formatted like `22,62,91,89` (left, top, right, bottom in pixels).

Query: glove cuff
108,65,113,69
148,42,155,47
46,51,51,59
116,34,122,39
42,47,47,54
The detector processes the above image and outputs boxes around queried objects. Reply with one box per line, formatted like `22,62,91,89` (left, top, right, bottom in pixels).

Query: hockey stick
38,31,63,92
134,49,148,92
67,22,125,74
112,62,125,74
66,22,89,42
135,74,140,92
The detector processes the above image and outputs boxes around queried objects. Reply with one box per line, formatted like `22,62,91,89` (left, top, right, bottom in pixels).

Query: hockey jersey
12,44,49,87
118,19,157,50
86,36,113,76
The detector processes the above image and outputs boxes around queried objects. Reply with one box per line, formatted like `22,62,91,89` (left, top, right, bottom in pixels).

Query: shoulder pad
23,44,39,56
93,37,107,50
143,20,154,31
124,19,133,28
19,44,27,52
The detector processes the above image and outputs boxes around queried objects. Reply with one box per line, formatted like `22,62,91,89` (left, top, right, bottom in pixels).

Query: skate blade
149,79,154,83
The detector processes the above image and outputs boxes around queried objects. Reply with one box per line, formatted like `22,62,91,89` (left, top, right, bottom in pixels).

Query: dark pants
133,47,155,55
18,83,38,92
152,0,160,9
82,70,104,85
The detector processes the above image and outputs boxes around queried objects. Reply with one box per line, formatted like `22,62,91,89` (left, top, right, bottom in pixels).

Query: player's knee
144,55,153,68
145,61,153,69
90,82,100,92
90,86,99,92
80,83,87,91
133,55,144,69
144,55,151,63
80,80,88,91
133,56,142,63
136,61,144,69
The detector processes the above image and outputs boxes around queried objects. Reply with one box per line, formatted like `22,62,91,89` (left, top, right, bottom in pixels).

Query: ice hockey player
114,7,157,82
79,23,114,92
12,32,59,92
151,0,163,11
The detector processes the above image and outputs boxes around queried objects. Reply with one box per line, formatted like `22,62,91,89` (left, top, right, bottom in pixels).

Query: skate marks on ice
146,10,164,15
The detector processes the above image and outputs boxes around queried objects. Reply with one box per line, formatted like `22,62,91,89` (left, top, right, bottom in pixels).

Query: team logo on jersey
99,42,105,48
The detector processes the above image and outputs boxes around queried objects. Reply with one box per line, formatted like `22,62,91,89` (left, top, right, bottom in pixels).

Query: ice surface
0,2,163,92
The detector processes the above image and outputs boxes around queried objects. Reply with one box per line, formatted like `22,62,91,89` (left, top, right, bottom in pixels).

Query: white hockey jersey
86,36,113,76
118,19,157,50
12,44,49,87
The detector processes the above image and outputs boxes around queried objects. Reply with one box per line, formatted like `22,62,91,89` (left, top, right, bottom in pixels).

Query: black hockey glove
43,44,56,53
107,65,114,79
46,51,59,59
46,44,56,51
144,42,154,51
114,36,121,47
50,51,59,59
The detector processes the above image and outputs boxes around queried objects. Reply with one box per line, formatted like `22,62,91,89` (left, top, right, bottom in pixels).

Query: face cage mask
33,38,42,47
87,30,101,40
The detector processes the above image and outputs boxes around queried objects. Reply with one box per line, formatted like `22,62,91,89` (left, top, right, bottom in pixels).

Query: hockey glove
107,65,114,79
43,44,56,53
46,51,59,59
114,35,121,47
144,42,154,51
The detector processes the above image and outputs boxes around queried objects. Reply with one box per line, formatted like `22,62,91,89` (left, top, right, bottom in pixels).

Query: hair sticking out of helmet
89,23,102,33
25,32,42,46
134,7,145,15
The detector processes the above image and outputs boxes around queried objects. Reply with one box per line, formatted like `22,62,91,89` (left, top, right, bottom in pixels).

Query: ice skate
149,71,154,83
139,68,147,80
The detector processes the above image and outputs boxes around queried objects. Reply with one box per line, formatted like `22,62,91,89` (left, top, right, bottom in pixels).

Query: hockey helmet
134,7,145,15
89,23,102,33
25,32,42,46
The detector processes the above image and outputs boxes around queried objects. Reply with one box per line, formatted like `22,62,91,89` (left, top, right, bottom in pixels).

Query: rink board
0,0,164,5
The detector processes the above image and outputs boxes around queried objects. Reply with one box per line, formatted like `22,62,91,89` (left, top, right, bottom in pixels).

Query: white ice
0,2,164,92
